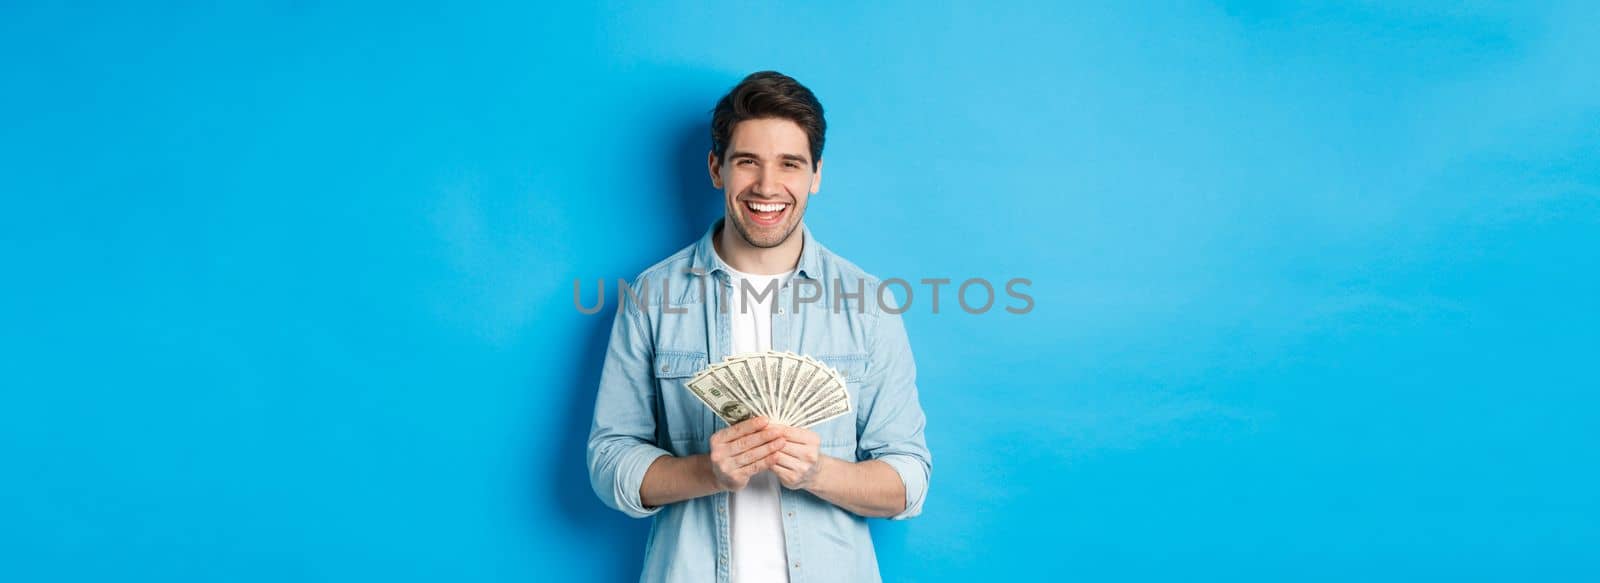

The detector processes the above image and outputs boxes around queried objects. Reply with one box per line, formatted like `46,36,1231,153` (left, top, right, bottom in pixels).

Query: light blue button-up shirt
586,219,932,583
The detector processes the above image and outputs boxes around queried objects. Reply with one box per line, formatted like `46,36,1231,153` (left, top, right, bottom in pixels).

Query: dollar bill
745,354,771,418
763,353,783,421
775,354,807,425
786,359,842,423
682,351,856,429
686,371,754,425
727,358,767,418
793,397,851,429
710,365,757,419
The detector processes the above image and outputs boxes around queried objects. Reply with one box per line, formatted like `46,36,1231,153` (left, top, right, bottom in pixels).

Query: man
587,71,931,583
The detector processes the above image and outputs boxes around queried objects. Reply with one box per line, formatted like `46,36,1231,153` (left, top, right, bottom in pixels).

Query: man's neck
713,219,804,276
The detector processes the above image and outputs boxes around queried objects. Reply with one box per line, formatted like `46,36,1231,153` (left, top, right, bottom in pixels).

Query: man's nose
753,167,781,196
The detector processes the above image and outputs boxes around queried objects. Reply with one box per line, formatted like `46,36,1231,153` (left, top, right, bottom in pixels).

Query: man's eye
737,159,755,166
784,162,800,169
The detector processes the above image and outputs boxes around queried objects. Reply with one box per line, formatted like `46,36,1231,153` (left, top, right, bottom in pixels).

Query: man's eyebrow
728,150,811,164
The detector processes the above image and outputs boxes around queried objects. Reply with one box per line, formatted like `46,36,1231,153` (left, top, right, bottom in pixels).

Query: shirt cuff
874,453,929,520
615,444,673,518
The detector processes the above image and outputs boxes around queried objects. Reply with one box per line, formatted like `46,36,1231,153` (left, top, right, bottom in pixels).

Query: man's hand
709,417,786,492
767,425,824,490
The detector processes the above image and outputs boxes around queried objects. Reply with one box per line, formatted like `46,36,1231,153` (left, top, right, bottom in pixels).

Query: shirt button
777,307,785,314
786,511,794,517
793,562,801,569
661,364,669,372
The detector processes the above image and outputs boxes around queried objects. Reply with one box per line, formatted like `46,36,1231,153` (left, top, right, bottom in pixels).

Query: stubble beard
727,200,804,249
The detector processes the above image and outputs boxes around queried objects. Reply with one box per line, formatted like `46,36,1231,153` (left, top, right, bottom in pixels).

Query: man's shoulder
618,241,700,318
631,241,698,285
813,244,881,285
809,240,904,316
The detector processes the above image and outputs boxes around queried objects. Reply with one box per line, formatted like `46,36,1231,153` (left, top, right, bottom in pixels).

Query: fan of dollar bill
685,351,852,429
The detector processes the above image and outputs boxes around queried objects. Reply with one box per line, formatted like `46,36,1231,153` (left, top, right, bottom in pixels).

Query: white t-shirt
723,264,793,583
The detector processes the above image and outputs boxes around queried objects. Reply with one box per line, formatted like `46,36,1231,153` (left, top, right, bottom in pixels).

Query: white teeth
747,202,787,213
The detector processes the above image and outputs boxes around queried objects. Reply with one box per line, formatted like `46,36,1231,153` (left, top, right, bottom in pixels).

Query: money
685,351,852,428
686,372,754,425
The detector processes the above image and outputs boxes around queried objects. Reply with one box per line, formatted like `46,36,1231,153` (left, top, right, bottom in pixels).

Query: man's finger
769,464,796,484
718,416,769,441
777,441,817,459
768,450,805,471
735,456,770,477
731,428,783,455
713,416,770,445
783,427,819,445
735,437,786,466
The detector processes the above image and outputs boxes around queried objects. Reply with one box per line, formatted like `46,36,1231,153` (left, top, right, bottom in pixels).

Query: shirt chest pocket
813,354,868,454
653,351,711,447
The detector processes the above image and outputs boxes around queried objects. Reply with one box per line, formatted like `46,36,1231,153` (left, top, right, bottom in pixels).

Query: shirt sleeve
855,305,932,520
586,299,672,519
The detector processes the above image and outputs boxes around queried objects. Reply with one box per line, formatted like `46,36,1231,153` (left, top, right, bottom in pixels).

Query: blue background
3,2,1597,581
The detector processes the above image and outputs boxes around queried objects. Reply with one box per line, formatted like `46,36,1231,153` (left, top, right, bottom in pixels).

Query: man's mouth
742,200,789,227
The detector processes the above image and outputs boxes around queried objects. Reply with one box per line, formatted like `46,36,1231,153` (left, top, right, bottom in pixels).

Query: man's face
709,117,822,249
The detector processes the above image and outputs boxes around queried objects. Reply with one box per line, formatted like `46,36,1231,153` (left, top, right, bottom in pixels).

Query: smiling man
586,71,932,583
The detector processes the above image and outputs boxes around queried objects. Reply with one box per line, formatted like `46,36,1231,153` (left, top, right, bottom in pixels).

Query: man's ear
707,150,723,189
810,157,823,194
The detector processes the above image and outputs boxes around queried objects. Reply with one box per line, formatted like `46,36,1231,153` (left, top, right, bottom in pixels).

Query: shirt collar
690,218,821,280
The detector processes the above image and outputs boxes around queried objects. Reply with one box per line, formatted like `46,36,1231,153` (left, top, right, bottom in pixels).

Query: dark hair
710,71,826,169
